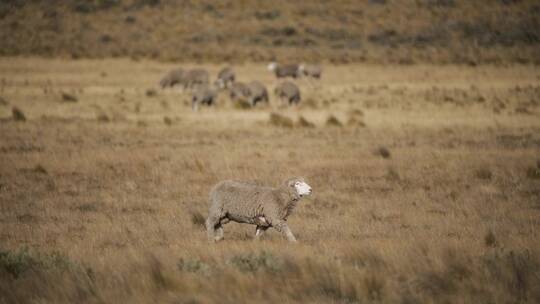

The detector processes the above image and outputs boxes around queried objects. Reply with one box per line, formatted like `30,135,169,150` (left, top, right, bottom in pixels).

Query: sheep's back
210,180,273,216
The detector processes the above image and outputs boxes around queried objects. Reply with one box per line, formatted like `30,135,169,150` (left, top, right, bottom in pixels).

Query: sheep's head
214,79,226,89
267,62,278,72
285,177,312,198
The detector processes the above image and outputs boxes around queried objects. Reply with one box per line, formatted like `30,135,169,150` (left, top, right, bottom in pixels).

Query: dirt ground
0,58,539,303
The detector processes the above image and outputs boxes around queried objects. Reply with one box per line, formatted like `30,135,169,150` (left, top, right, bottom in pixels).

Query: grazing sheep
229,81,250,102
159,68,186,89
192,84,218,111
267,62,301,79
299,64,322,79
246,81,269,106
206,177,312,242
184,68,210,89
216,67,235,89
274,81,301,105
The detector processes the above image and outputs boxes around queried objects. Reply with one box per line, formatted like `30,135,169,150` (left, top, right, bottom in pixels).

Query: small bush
377,147,391,159
484,230,498,247
190,211,206,229
227,251,284,273
96,113,110,122
12,107,26,121
526,166,540,179
269,112,294,128
163,116,172,126
347,117,367,128
0,247,74,279
297,116,315,128
254,10,280,20
177,258,210,275
61,92,78,102
33,164,48,175
475,168,493,180
326,115,343,127
385,167,400,181
233,99,252,109
146,89,157,97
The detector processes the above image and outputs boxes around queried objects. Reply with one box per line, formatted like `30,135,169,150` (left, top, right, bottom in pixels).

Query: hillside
0,0,539,64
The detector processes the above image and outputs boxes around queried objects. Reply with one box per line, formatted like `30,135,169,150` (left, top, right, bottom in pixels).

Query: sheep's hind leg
215,218,230,242
205,215,222,242
254,226,269,241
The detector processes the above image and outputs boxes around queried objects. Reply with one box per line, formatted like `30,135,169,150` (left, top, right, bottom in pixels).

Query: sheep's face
286,178,312,197
267,62,277,72
214,79,225,89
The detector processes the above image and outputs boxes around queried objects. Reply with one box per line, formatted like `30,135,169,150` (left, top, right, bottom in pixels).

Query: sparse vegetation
190,210,206,228
0,1,538,63
145,88,157,97
269,112,294,128
163,116,172,126
61,92,78,102
11,106,25,121
0,59,538,303
377,147,391,159
0,247,76,279
325,115,343,127
475,168,493,180
297,115,315,128
96,112,110,122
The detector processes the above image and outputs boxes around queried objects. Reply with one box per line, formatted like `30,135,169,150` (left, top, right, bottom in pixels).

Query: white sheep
215,67,235,89
267,62,301,79
192,84,218,111
245,81,269,106
274,81,301,105
298,64,322,79
159,68,186,89
205,177,312,242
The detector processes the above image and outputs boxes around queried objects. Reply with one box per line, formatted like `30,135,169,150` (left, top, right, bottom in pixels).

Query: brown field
1,0,539,64
0,58,540,303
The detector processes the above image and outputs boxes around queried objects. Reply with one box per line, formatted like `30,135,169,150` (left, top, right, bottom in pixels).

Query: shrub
12,107,26,121
377,147,391,159
297,116,315,128
177,258,210,275
227,251,285,273
269,112,294,128
326,115,343,127
61,92,78,102
0,247,75,279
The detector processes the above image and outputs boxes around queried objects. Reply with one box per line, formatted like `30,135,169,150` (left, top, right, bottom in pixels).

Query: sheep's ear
286,179,296,187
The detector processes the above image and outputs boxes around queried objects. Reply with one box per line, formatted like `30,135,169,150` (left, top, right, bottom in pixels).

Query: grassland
0,58,539,303
1,0,539,64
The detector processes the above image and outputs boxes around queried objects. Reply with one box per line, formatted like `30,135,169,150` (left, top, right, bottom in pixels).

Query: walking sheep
192,84,218,111
274,81,301,105
216,67,235,89
229,82,250,102
298,64,322,79
206,177,312,242
267,62,301,79
159,68,186,89
246,81,269,106
184,68,210,89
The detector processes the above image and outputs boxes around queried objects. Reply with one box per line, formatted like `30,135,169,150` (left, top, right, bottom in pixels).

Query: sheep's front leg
273,221,297,242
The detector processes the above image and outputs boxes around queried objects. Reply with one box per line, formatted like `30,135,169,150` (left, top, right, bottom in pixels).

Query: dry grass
0,1,539,64
0,58,539,303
